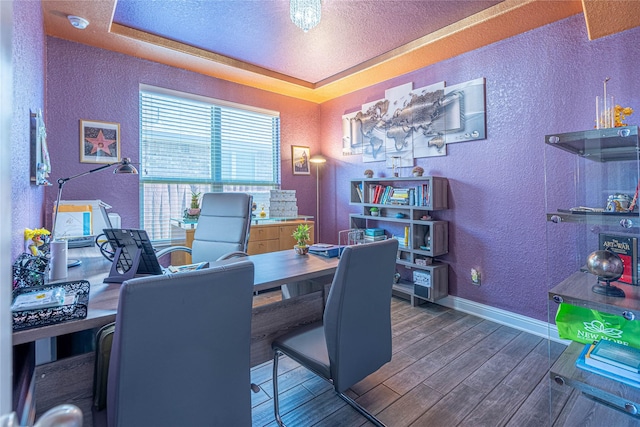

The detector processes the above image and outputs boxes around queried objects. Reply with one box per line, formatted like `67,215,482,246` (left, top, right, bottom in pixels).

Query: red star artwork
85,130,116,155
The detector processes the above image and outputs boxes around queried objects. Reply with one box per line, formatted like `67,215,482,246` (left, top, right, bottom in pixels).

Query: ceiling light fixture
290,0,321,33
67,15,89,30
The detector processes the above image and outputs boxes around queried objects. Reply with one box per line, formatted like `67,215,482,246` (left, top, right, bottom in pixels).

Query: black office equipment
103,229,163,283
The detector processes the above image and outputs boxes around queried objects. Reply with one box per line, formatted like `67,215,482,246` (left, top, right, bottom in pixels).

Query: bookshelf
545,126,640,417
349,176,449,305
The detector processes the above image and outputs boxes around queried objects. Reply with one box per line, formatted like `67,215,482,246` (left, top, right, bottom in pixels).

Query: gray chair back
191,193,253,263
106,260,255,427
323,238,399,392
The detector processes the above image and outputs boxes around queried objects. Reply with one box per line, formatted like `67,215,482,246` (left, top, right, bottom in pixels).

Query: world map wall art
342,78,486,167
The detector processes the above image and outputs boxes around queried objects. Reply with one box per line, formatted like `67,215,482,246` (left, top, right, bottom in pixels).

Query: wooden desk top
12,248,339,346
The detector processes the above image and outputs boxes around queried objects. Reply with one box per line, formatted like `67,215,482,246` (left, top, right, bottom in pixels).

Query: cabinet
170,218,314,262
349,176,449,305
545,126,640,417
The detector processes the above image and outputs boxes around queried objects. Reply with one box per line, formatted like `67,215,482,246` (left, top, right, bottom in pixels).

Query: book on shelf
370,184,386,204
589,339,640,373
364,235,387,242
599,233,638,285
354,182,363,203
388,188,409,205
392,235,408,248
576,343,640,388
365,228,385,236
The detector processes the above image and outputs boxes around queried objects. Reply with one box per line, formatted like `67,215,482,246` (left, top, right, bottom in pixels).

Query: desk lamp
51,158,138,274
52,158,138,240
309,155,326,243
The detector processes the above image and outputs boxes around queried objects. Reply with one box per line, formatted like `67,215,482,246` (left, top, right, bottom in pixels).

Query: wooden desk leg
250,290,324,367
281,277,332,299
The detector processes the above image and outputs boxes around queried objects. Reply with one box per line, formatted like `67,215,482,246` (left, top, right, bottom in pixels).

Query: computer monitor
103,229,163,283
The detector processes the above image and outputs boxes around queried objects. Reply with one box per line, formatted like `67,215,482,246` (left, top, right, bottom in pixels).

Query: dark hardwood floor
249,296,640,426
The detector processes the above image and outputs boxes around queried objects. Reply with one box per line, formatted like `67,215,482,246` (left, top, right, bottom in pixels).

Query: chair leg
338,392,386,427
272,350,286,427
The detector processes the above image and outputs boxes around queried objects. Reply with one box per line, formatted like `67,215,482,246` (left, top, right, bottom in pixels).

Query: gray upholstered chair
156,192,253,263
102,259,254,427
271,238,399,427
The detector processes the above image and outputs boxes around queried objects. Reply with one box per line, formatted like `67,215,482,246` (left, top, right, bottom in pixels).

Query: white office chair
156,192,253,263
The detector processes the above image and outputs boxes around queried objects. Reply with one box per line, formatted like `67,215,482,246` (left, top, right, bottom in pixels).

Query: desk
14,247,339,424
13,247,337,345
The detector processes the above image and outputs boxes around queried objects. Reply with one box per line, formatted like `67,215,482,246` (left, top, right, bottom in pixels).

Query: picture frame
80,119,121,164
291,145,310,175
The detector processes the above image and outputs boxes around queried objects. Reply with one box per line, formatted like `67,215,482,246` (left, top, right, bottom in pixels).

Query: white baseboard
437,295,570,345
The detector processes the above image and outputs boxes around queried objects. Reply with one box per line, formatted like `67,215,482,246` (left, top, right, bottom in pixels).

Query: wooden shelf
549,271,640,319
350,176,450,303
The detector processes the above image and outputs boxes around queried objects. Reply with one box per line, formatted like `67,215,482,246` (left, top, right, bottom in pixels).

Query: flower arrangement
24,228,50,256
412,166,424,177
614,105,634,127
364,169,374,178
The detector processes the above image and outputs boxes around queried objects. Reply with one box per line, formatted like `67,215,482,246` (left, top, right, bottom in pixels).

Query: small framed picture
291,145,310,175
80,120,121,164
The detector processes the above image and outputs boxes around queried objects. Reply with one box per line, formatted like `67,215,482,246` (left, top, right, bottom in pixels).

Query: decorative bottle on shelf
259,205,267,218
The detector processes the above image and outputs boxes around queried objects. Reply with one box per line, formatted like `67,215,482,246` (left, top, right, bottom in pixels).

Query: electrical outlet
471,268,481,286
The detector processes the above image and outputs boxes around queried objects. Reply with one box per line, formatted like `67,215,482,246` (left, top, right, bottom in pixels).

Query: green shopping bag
555,303,640,349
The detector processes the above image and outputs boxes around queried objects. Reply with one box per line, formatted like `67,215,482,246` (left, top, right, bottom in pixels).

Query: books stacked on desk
364,228,386,242
576,340,640,388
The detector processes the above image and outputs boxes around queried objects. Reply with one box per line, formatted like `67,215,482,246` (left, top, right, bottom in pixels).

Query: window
140,85,281,242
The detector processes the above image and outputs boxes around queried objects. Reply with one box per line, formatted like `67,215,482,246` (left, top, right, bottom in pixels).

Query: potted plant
184,187,202,222
189,189,202,215
412,166,424,177
292,223,311,255
370,207,379,216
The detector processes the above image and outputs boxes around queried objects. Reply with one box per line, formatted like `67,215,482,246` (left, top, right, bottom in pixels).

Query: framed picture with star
79,119,121,164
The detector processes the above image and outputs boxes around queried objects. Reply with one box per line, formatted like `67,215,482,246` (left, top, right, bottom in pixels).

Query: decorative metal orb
586,250,624,283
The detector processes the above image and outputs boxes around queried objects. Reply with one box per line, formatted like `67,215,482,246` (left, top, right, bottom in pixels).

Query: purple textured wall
11,0,45,260
320,14,640,321
21,14,640,324
45,37,320,231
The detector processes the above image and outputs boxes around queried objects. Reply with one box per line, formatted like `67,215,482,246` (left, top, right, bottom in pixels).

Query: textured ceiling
112,0,501,84
41,0,640,103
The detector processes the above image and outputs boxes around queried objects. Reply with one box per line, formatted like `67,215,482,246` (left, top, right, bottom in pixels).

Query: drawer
249,226,279,242
248,239,280,255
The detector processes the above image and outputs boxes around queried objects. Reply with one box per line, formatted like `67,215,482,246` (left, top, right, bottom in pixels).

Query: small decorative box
12,280,90,331
412,270,431,287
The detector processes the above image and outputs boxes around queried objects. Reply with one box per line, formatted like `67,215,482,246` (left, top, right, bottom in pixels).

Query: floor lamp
51,158,138,273
309,155,326,243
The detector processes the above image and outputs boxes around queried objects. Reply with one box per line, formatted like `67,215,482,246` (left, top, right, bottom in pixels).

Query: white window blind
140,86,281,242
